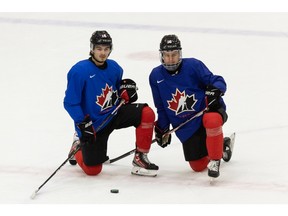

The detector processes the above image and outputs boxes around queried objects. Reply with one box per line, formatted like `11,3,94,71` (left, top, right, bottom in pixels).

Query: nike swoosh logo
90,74,96,78
157,79,164,84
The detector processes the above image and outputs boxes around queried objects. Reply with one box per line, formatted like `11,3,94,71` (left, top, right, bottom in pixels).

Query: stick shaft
109,107,207,164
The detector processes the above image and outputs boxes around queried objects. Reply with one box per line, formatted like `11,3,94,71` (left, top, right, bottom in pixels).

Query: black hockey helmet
90,30,113,50
159,34,182,51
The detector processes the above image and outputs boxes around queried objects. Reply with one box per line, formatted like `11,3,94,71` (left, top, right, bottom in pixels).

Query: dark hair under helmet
90,30,113,50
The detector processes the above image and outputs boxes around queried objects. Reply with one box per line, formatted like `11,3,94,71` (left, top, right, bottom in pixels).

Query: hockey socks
203,112,223,160
135,106,155,152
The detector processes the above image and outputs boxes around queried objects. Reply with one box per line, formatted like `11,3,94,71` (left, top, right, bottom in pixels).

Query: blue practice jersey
64,59,123,136
149,58,226,143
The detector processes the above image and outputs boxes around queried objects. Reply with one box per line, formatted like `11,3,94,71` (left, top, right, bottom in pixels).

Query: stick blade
30,190,38,199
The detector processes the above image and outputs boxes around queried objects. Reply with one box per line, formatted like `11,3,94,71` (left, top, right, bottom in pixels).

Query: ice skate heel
222,132,236,162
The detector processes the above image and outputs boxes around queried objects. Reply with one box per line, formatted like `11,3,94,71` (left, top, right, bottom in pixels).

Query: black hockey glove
155,125,171,148
77,115,96,145
205,85,223,111
119,79,138,103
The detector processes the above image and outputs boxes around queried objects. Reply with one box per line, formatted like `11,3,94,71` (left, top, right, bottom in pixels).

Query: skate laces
141,153,151,164
133,152,152,168
135,152,150,164
207,160,220,172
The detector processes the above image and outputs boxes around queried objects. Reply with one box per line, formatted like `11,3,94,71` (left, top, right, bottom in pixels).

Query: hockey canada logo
167,89,197,115
96,84,118,111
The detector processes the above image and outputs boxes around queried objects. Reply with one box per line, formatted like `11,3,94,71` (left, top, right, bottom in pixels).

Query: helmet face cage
90,30,113,52
159,34,182,71
159,50,182,71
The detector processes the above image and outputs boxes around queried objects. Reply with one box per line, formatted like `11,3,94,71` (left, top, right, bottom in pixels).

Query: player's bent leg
135,106,155,152
189,156,209,172
132,106,158,177
203,112,223,178
75,150,102,176
203,112,223,159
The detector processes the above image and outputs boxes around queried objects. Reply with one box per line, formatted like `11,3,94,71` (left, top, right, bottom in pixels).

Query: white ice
0,13,288,215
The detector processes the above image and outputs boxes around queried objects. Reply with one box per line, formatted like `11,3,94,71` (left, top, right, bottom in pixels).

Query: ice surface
0,12,288,215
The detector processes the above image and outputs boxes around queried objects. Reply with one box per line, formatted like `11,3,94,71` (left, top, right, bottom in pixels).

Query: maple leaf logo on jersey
96,84,118,111
167,89,197,115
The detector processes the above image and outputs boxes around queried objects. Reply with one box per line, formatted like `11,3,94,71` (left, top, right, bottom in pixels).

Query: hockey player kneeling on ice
64,30,158,177
150,34,233,180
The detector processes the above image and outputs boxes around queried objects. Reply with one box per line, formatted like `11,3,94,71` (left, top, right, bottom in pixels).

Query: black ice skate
222,132,236,162
131,151,159,177
68,140,80,165
207,159,220,178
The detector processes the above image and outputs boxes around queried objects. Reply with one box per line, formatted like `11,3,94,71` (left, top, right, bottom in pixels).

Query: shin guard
203,112,223,160
136,106,155,153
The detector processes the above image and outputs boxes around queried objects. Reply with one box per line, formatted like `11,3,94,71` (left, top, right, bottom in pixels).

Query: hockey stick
30,99,125,199
108,106,209,164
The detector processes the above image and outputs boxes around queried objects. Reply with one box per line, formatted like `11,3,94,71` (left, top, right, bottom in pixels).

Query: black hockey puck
110,189,119,193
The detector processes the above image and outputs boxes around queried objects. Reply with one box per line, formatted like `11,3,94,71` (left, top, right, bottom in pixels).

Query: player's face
91,45,111,64
162,50,181,65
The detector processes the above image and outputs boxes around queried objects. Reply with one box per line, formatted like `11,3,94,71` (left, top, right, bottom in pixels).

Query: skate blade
230,132,236,152
131,166,157,177
209,177,217,185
